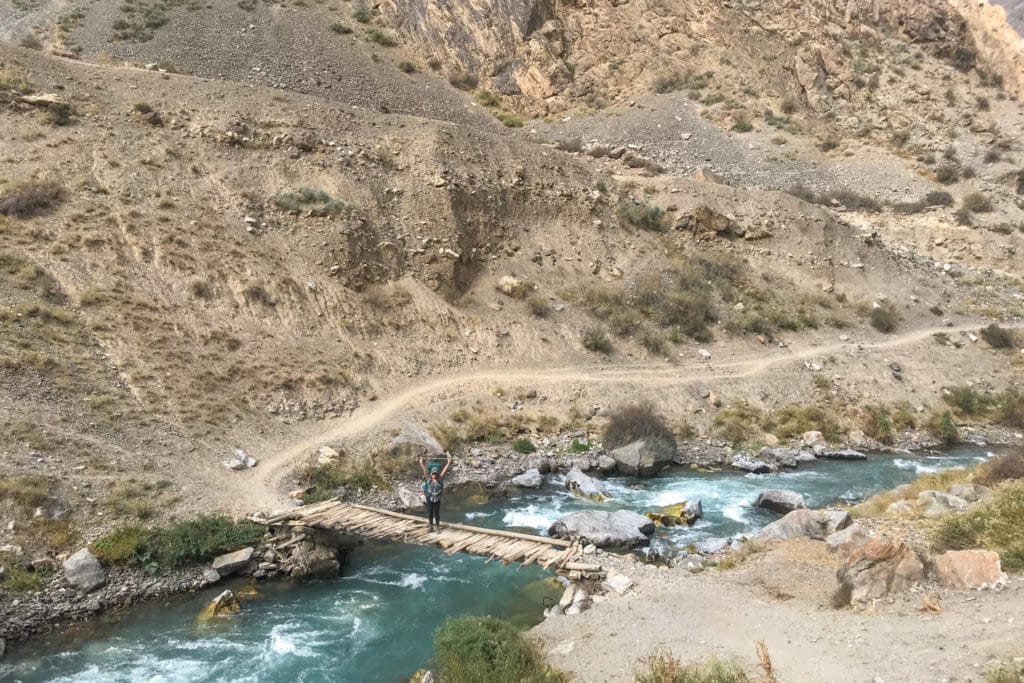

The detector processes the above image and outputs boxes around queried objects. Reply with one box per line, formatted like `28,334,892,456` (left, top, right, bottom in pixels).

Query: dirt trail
235,321,1009,511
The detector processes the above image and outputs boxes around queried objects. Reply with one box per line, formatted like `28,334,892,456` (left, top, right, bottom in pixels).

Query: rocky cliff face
952,0,1024,98
991,0,1024,35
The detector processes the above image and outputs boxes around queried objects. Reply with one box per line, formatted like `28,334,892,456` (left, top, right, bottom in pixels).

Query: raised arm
419,456,427,476
440,452,452,478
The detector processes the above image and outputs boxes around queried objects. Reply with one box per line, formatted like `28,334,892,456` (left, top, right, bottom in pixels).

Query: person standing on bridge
420,452,451,531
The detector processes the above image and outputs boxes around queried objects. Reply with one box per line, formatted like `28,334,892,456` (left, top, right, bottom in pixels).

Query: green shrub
302,458,385,495
731,119,753,133
0,476,49,509
91,525,152,565
496,112,523,127
330,22,352,34
712,402,765,444
273,187,348,216
765,404,842,442
603,402,677,454
352,3,371,22
932,480,1024,569
962,192,993,213
397,61,417,73
976,453,1024,487
924,409,960,444
980,324,1016,349
449,71,479,90
91,516,263,569
0,180,66,218
617,203,666,232
476,90,499,106
861,402,916,444
1,564,51,592
366,28,397,46
987,663,1024,683
582,327,613,354
569,438,589,453
433,616,564,683
526,294,551,318
997,389,1024,429
869,303,900,333
635,651,750,683
943,385,996,417
512,438,537,454
935,164,960,184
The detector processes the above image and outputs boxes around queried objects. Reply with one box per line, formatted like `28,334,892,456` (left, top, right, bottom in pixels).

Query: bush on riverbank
91,515,264,569
604,402,677,453
942,386,1024,429
301,458,387,503
433,616,564,683
852,467,974,518
860,402,916,444
932,480,1024,570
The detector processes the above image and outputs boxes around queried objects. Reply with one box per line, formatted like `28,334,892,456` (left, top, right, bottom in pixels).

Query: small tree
603,402,677,455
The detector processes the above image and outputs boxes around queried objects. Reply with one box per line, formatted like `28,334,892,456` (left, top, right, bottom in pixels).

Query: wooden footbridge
264,500,587,571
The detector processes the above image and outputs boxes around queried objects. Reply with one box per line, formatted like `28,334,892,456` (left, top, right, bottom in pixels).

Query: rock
289,541,340,578
731,455,775,474
754,489,806,514
62,548,105,593
802,431,825,446
223,448,257,471
33,496,71,521
609,439,675,477
835,537,925,605
510,469,543,489
695,537,730,555
918,490,968,517
317,445,340,465
396,484,424,510
755,508,851,542
646,500,702,526
794,450,817,462
202,569,222,585
204,589,242,618
933,549,1003,589
496,275,528,297
847,430,868,447
821,449,867,460
0,544,23,556
19,93,66,107
548,510,655,548
707,392,722,407
698,348,712,361
596,455,617,473
886,500,915,515
211,547,255,575
826,523,870,555
945,484,993,502
603,570,634,595
760,448,798,468
564,465,607,500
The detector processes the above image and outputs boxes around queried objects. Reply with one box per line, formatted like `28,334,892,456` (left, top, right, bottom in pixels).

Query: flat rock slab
604,571,634,595
511,469,544,489
211,546,255,575
754,489,806,514
755,508,851,542
549,510,654,549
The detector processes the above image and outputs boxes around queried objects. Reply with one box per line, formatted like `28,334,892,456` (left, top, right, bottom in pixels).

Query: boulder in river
731,454,775,474
754,508,851,542
289,541,341,579
510,469,544,489
548,510,655,549
753,489,806,514
62,548,105,592
596,455,617,473
609,439,675,477
821,449,867,460
760,448,799,468
646,500,703,527
200,589,242,621
564,465,607,501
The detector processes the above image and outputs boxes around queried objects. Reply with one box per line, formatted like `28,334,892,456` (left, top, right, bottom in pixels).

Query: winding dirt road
239,321,1013,510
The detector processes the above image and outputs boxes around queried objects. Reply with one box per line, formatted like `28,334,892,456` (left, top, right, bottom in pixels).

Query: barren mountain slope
1,0,1024,557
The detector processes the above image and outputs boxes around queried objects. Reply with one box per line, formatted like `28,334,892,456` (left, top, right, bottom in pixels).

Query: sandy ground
532,540,1024,682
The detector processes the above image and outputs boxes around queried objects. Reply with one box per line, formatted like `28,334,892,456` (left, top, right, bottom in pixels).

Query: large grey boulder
211,547,255,575
397,484,424,510
835,537,925,605
731,454,775,474
946,484,993,503
548,510,655,549
609,439,675,477
760,448,798,468
510,469,544,489
754,489,806,514
564,465,607,500
826,523,871,555
918,490,968,517
63,548,105,592
754,508,851,542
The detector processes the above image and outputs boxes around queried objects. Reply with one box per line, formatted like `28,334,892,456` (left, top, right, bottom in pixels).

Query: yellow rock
465,494,490,506
196,589,241,627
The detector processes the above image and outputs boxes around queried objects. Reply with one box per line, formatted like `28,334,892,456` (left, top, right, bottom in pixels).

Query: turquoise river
0,445,997,682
